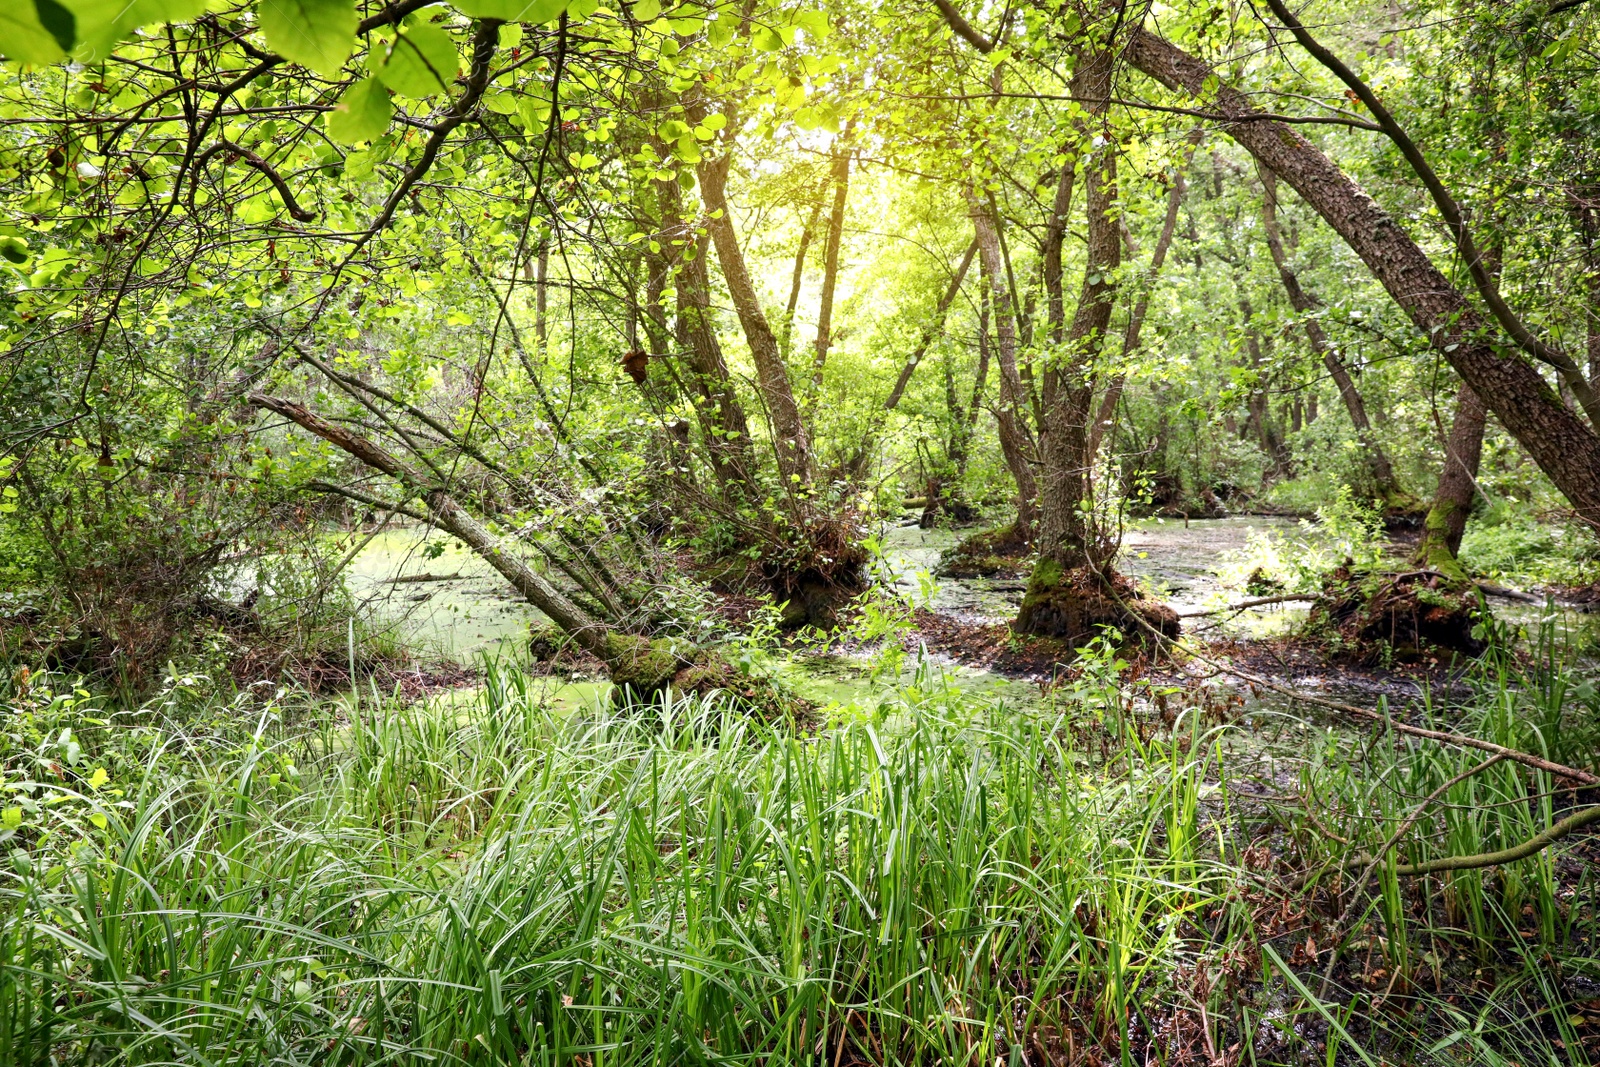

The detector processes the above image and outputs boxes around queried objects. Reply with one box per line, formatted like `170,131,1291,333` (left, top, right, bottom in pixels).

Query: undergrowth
0,629,1594,1065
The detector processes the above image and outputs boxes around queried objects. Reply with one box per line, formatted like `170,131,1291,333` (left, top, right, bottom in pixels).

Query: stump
1013,560,1180,650
1307,564,1485,663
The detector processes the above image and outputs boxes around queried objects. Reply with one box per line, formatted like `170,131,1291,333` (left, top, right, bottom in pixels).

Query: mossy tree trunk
1011,12,1179,647
1415,383,1487,582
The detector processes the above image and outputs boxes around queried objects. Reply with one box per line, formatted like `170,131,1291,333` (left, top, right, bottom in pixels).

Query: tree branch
1259,0,1600,427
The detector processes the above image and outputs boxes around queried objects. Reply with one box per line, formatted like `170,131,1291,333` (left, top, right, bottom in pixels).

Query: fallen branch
386,572,462,584
1215,658,1599,786
1475,581,1540,604
1178,594,1317,618
1381,802,1600,876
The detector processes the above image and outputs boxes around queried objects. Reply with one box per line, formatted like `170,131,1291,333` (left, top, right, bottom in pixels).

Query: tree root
938,520,1031,579
1307,563,1485,663
1014,561,1179,648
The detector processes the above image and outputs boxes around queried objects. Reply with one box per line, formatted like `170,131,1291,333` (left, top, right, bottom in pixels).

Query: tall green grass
2,633,1595,1066
0,658,1237,1065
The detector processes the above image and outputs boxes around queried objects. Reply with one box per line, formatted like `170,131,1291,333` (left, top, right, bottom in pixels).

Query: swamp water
347,515,1596,713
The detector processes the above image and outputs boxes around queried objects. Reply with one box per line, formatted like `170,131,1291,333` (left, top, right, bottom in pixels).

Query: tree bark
1089,130,1200,460
651,166,758,490
1416,383,1486,578
1258,168,1406,504
699,153,813,486
1124,28,1600,532
1036,132,1119,569
811,135,852,398
970,191,1040,535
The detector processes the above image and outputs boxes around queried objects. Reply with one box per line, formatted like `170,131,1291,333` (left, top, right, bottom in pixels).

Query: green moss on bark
1014,560,1180,649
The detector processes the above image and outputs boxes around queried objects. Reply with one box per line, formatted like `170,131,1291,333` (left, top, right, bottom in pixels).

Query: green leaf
259,0,356,78
751,25,782,51
0,236,30,265
450,0,568,23
327,77,391,143
24,0,209,63
700,112,726,131
794,9,828,41
1,3,68,64
631,0,659,20
656,118,689,140
370,23,458,97
483,90,518,114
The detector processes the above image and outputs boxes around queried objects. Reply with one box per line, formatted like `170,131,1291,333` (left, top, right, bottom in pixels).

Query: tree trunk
810,136,852,400
699,153,813,487
535,238,550,356
847,236,978,478
1239,292,1290,479
882,238,978,414
1126,28,1600,533
781,197,823,357
969,192,1040,536
1035,132,1119,571
1017,19,1180,645
1259,168,1407,506
1089,127,1200,461
652,165,758,491
1416,383,1486,578
953,289,994,484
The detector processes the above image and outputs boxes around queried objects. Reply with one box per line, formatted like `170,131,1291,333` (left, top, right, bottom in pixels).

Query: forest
1,0,1599,1062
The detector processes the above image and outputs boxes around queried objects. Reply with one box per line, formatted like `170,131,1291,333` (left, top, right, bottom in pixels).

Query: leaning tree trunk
810,133,853,405
781,195,823,357
847,236,979,477
698,153,813,488
250,395,728,701
647,158,759,493
1124,28,1600,533
1259,170,1410,510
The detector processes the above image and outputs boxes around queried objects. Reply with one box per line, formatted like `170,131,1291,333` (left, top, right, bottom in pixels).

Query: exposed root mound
762,513,869,629
938,521,1032,579
1308,565,1486,664
603,633,810,721
1014,561,1180,650
528,625,808,721
767,565,867,629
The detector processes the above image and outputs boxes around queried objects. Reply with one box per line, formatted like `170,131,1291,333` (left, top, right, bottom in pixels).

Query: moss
528,623,567,662
1014,560,1180,649
1417,503,1469,583
603,633,691,699
1026,556,1064,594
939,521,1032,579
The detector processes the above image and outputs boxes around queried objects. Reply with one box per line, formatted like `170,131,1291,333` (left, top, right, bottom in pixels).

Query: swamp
2,1,1600,1063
